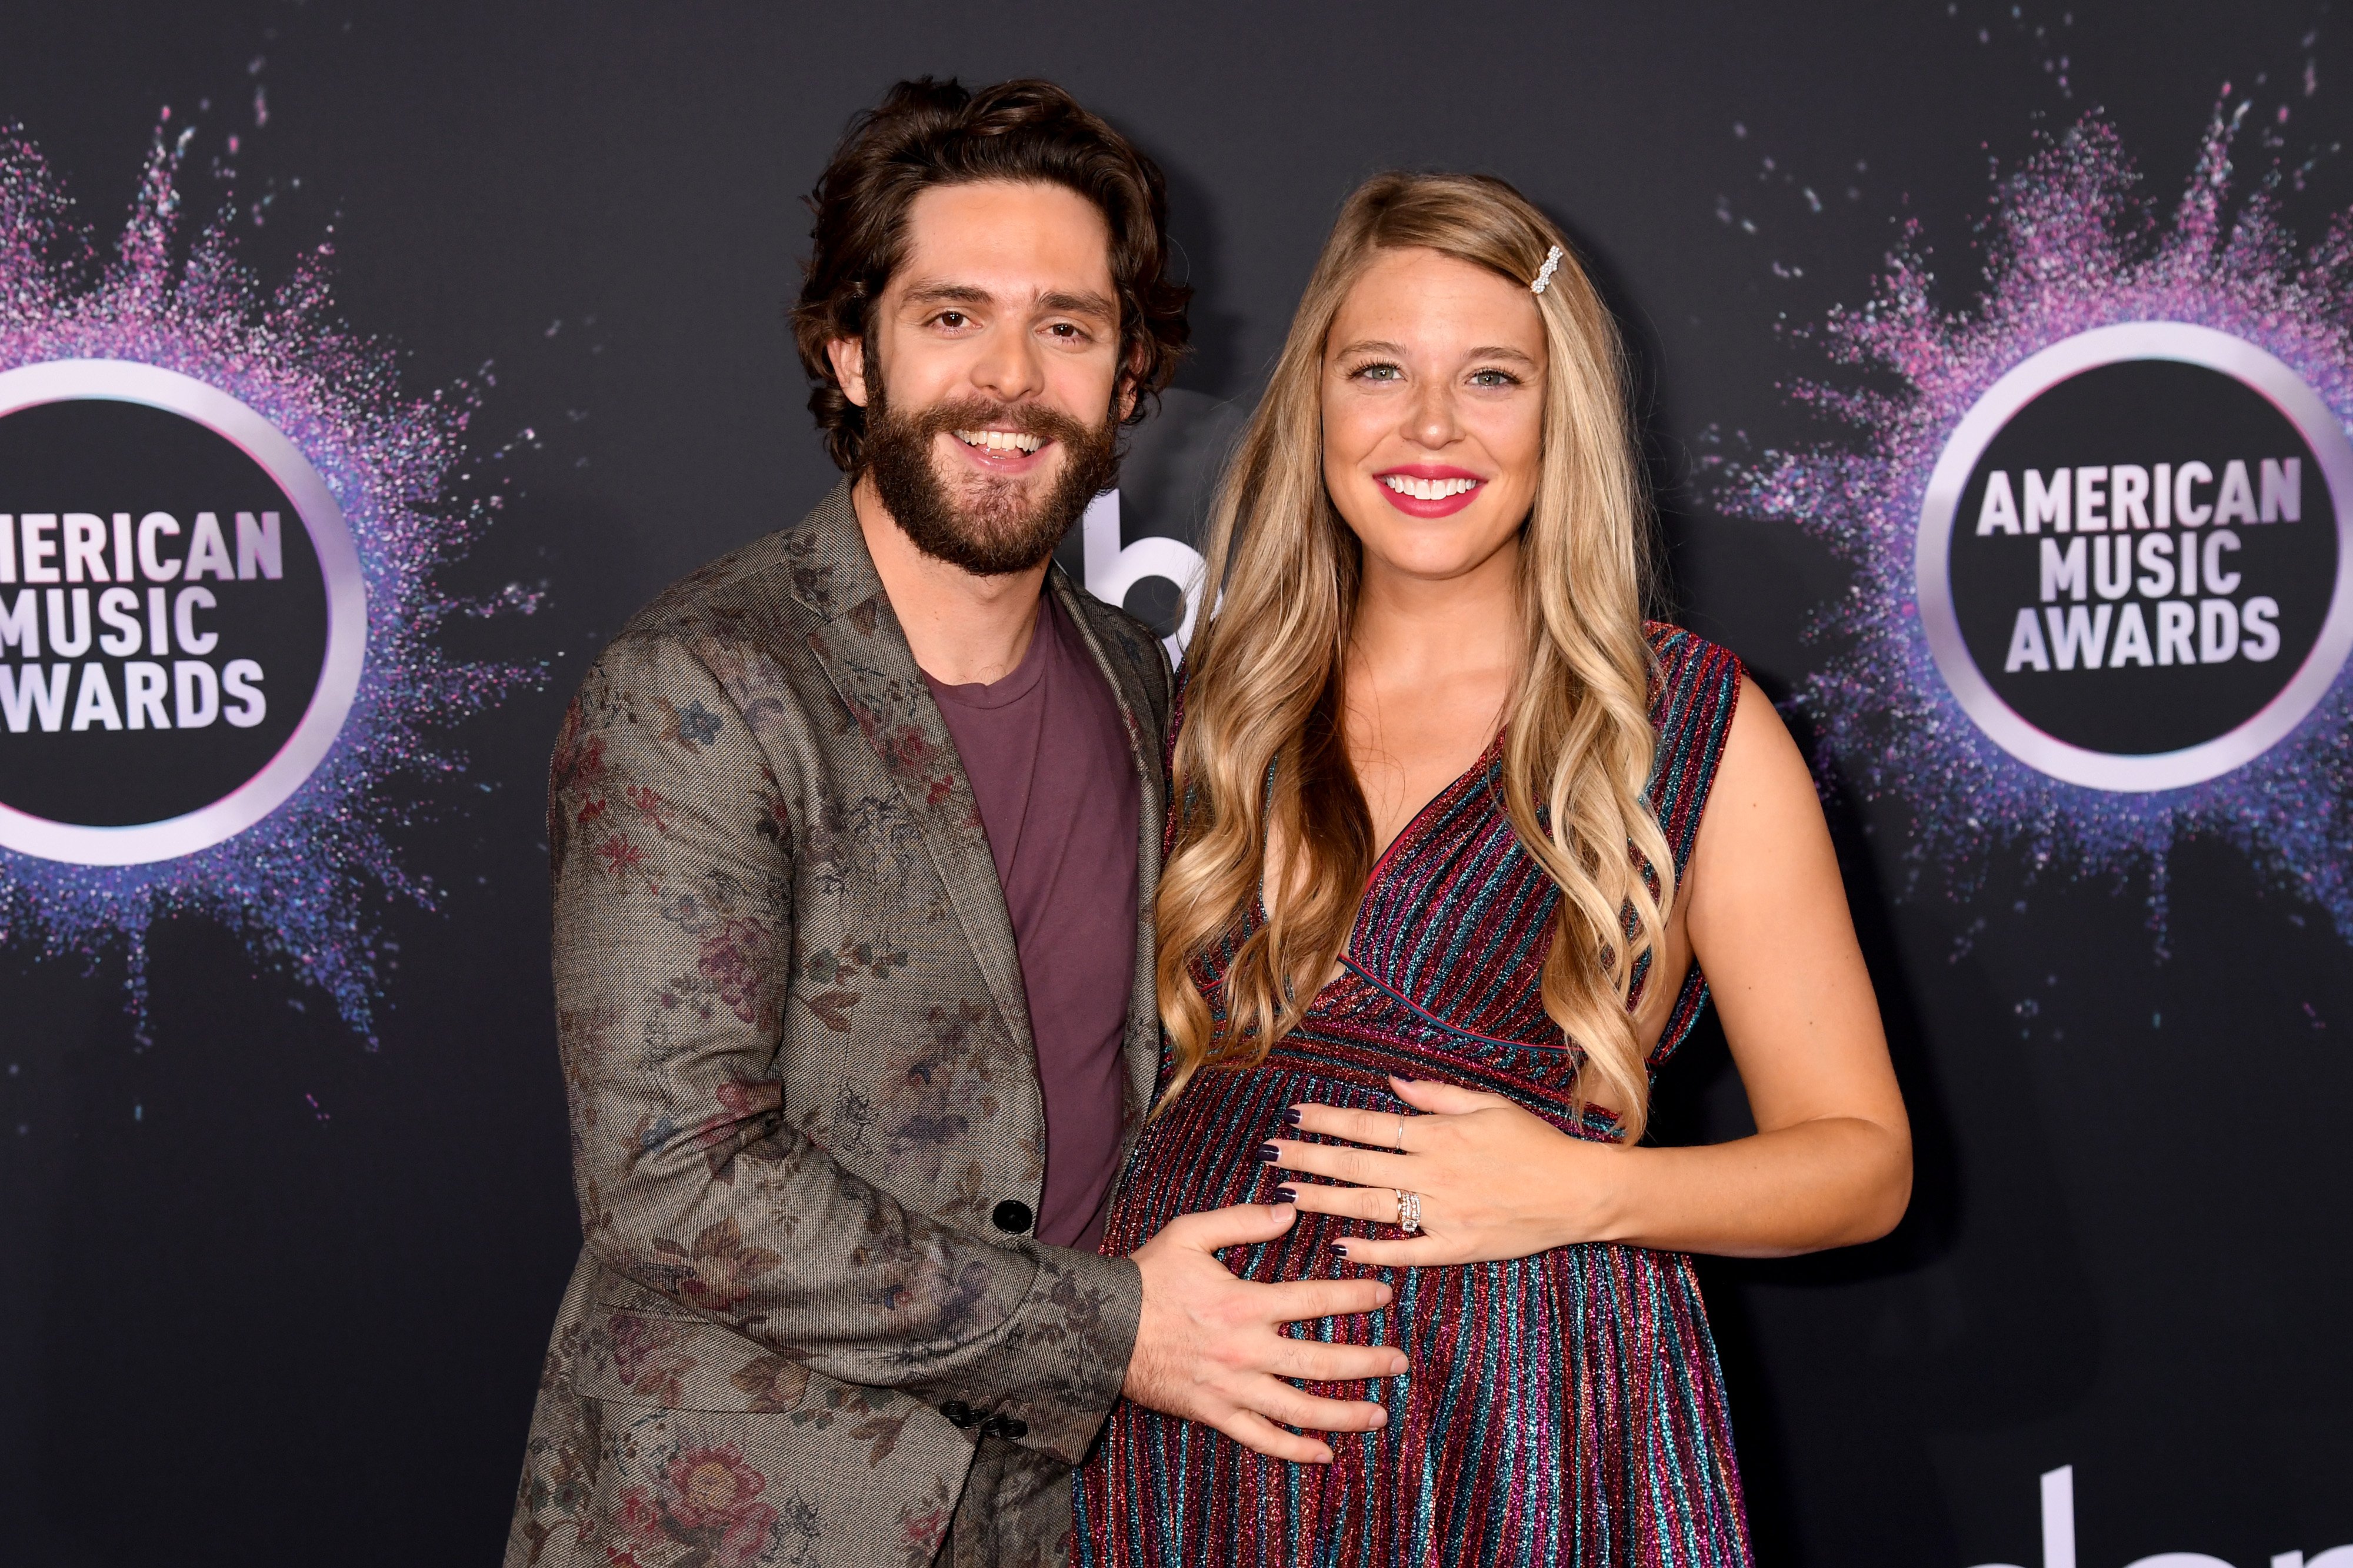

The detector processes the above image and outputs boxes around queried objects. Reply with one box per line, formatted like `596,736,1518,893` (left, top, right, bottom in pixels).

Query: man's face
830,179,1134,575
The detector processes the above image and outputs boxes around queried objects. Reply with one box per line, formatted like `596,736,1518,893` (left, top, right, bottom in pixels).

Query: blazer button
991,1199,1034,1234
940,1400,976,1427
994,1415,1028,1440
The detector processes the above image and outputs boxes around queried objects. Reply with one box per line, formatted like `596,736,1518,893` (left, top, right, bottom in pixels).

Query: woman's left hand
1261,1075,1635,1267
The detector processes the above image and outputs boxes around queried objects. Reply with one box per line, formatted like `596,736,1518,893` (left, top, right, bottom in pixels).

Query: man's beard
861,385,1121,577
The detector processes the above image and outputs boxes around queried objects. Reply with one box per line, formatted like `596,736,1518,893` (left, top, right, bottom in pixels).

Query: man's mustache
904,397,1098,450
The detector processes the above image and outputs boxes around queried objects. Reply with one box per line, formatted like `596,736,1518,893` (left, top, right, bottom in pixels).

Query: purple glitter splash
1721,99,2353,942
0,119,535,1039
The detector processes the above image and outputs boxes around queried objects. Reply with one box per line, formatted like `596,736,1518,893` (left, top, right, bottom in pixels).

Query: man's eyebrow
899,281,994,308
1037,288,1118,321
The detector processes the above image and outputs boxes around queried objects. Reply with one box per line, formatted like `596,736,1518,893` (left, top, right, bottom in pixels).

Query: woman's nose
1406,380,1461,449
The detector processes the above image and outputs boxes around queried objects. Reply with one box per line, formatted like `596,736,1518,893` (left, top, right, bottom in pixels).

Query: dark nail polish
1331,1242,1350,1259
1396,1076,1415,1085
1282,1107,1302,1127
1257,1142,1281,1162
1274,1186,1299,1204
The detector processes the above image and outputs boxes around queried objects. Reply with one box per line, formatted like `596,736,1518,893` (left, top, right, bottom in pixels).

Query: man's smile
945,425,1054,473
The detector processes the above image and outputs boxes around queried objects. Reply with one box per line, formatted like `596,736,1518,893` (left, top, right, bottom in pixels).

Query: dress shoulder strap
1643,622,1746,876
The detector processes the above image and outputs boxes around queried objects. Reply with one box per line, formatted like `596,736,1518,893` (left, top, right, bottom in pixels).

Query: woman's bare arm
1267,676,1911,1264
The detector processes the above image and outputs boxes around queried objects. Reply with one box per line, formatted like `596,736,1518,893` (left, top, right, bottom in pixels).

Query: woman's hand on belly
1262,1075,1625,1267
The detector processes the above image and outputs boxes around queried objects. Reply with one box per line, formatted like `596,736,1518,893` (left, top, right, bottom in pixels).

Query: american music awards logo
1918,323,2353,792
1725,104,2353,938
0,115,530,1036
0,361,365,865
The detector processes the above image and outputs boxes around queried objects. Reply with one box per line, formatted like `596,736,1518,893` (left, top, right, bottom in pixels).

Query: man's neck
853,473,1049,686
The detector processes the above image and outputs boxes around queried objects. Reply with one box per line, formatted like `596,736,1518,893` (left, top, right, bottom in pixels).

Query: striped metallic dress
1074,624,1752,1568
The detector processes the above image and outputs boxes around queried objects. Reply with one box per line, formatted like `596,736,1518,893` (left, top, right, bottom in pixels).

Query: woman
1074,172,1910,1566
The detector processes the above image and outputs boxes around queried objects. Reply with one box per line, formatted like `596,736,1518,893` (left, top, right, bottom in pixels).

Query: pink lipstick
1373,463,1487,518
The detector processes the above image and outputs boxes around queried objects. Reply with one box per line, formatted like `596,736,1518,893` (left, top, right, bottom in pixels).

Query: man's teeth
955,429,1045,455
1382,475,1480,501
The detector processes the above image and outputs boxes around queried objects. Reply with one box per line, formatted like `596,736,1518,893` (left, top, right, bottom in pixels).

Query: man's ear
1115,346,1146,423
828,335,871,409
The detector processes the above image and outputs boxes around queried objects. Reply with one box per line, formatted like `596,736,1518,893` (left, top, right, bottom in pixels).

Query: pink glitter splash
0,119,535,1039
1722,98,2353,939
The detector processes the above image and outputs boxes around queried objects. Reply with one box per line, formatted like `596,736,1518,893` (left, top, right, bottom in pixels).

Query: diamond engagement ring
1395,1190,1422,1235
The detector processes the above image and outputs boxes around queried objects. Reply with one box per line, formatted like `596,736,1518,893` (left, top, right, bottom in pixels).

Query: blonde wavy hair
1156,171,1672,1140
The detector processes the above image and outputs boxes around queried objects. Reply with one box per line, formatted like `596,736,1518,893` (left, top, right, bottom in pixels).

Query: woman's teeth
1382,475,1480,500
955,429,1045,454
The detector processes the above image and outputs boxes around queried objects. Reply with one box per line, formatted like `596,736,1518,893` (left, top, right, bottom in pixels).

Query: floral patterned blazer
507,482,1172,1568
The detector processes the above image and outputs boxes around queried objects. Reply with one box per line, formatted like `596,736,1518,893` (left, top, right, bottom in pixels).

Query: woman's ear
828,335,871,409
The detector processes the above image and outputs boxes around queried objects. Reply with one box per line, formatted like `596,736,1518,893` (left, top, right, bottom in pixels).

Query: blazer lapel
1049,567,1168,1144
792,484,1035,1052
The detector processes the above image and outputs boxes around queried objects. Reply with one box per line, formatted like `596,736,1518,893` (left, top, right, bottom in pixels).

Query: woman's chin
1352,537,1520,587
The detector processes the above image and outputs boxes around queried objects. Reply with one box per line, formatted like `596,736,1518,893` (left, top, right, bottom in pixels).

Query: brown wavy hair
1156,172,1672,1140
790,77,1192,471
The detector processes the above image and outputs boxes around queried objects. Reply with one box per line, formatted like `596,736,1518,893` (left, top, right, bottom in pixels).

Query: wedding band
1395,1190,1422,1235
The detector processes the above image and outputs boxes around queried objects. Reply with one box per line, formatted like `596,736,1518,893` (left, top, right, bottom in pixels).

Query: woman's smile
1374,462,1488,518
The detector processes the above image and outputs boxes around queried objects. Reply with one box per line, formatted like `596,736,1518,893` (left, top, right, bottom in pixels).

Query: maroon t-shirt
922,594,1139,1252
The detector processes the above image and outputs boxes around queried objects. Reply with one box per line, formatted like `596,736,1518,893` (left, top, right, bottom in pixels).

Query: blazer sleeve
547,631,1140,1466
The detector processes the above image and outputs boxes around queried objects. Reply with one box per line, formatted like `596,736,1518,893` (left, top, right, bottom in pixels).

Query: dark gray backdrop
1,4,2346,1564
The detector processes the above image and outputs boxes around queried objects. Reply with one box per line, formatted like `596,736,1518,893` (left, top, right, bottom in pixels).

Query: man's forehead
893,181,1116,302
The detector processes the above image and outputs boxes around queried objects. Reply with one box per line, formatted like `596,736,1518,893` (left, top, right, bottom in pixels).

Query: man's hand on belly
1121,1201,1405,1464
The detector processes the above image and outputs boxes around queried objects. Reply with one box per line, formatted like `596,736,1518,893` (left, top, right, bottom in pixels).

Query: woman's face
1321,245,1548,587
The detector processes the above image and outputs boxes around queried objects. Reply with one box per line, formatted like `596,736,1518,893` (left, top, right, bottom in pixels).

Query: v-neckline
1247,728,1507,952
1360,728,1506,892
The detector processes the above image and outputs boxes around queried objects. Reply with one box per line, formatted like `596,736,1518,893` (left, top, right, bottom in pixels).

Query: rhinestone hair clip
1530,244,1564,296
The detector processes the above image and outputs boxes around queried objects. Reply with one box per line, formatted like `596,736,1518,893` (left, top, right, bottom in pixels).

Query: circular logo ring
0,359,366,864
1916,322,2353,792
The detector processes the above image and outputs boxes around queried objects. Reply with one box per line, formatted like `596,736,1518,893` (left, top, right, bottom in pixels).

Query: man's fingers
1264,1275,1393,1322
1216,1409,1335,1465
1245,1379,1394,1435
1279,1182,1400,1224
1267,1336,1409,1384
1159,1200,1297,1253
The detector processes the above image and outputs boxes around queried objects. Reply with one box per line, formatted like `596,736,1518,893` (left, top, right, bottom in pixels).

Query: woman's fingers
1275,1182,1401,1224
1286,1100,1417,1150
1284,1079,1513,1150
1262,1137,1408,1189
1330,1235,1454,1269
1389,1075,1507,1115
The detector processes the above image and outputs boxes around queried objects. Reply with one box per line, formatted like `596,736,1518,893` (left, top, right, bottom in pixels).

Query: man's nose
969,325,1046,404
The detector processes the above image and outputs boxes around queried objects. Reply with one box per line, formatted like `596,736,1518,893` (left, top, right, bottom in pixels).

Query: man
507,79,1403,1568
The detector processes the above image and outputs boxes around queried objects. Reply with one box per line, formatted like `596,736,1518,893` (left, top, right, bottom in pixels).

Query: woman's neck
1347,534,1523,690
